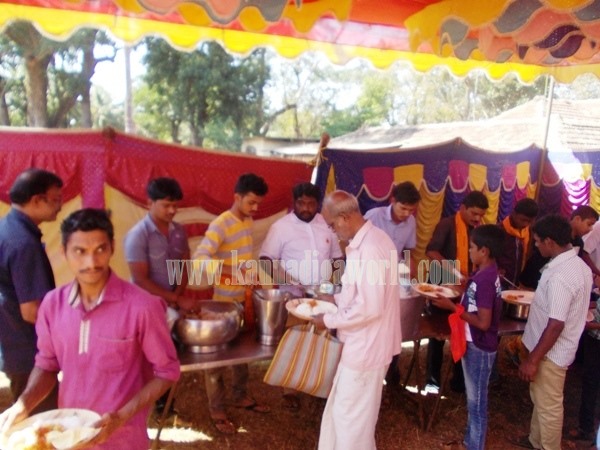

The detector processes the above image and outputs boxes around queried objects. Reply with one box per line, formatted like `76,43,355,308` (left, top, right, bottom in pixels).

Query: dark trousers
426,338,465,391
385,354,401,386
7,371,58,414
579,333,600,433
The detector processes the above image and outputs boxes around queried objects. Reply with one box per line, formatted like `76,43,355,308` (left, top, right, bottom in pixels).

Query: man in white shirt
583,220,600,271
515,215,592,450
313,190,401,450
260,182,343,410
260,182,343,288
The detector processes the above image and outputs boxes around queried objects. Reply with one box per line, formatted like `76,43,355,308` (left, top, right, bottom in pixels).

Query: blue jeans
462,342,496,450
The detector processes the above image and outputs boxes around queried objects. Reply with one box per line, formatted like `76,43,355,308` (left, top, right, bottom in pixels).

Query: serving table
151,331,276,449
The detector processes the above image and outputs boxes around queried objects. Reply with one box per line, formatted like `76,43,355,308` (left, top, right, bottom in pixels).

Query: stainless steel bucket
252,289,295,345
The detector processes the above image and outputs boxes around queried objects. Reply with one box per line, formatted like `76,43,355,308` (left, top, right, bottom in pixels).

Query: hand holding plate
0,399,27,436
430,296,457,312
80,412,124,448
311,313,326,328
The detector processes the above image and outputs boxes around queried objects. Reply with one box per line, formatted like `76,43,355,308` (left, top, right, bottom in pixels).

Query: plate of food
286,298,338,320
0,408,100,450
501,290,535,304
413,283,459,299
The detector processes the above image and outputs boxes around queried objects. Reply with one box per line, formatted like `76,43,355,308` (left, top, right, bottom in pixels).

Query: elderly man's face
323,209,351,241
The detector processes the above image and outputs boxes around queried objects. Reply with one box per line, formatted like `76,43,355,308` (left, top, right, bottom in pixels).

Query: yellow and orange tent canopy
1,0,599,82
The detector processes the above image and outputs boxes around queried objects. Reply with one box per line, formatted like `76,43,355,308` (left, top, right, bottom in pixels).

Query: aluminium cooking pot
504,301,530,320
502,290,535,321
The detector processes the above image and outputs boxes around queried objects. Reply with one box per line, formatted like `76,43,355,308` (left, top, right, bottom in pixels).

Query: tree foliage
138,39,269,149
0,22,116,127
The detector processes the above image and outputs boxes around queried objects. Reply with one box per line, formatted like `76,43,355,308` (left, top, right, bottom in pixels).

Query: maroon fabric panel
105,133,313,218
0,129,106,204
0,129,313,216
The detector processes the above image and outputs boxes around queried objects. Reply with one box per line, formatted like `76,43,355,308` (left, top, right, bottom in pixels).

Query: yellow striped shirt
193,210,252,302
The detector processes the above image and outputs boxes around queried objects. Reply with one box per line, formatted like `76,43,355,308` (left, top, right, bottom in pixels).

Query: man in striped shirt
515,215,592,450
193,173,270,434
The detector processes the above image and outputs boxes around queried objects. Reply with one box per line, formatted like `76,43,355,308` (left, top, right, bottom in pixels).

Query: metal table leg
151,382,178,450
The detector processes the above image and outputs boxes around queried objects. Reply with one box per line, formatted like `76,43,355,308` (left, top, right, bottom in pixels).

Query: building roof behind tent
328,97,600,153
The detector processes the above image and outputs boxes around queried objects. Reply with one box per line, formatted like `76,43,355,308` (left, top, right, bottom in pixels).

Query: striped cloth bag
263,324,343,398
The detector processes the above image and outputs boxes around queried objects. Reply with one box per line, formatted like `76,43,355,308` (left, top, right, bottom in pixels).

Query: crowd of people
0,167,599,450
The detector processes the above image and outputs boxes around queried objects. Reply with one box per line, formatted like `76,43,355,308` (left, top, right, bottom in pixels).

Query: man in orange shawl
497,198,539,290
425,191,489,393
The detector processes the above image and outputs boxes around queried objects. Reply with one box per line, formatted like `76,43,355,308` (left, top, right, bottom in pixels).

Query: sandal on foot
506,435,539,449
282,394,300,411
211,417,236,435
235,400,270,414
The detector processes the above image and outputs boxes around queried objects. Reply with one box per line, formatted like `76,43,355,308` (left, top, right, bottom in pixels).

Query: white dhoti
318,364,388,450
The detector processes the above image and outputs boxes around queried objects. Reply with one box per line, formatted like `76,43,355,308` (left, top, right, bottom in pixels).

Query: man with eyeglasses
313,190,401,450
0,168,63,413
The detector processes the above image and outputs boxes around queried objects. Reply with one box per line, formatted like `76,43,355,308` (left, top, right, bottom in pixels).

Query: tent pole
542,76,555,151
534,76,555,202
124,45,136,134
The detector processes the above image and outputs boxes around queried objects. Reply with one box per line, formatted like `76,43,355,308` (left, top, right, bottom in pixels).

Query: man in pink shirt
314,190,402,450
0,209,180,450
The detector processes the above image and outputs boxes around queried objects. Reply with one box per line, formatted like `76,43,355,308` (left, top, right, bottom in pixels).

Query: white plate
588,310,594,322
501,290,535,305
412,283,459,299
1,408,100,450
286,298,338,320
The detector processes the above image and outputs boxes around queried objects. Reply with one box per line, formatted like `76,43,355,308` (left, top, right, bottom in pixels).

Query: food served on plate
414,283,457,298
1,409,100,450
4,422,97,450
286,298,338,319
505,294,525,301
417,284,435,293
5,423,64,450
295,300,329,317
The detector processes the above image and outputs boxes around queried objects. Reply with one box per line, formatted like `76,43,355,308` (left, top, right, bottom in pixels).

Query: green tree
0,34,26,126
555,73,600,99
266,55,370,138
140,39,269,149
1,22,116,128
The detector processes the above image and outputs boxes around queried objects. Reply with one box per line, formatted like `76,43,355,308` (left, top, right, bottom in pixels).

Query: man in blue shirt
364,181,420,387
0,168,63,412
124,177,190,414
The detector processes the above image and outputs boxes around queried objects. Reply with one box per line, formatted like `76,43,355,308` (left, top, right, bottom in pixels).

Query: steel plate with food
501,290,535,304
0,408,100,450
286,298,338,320
413,283,459,299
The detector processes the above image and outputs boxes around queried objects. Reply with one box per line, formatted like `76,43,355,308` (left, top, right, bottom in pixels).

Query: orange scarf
502,216,530,270
455,213,470,277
